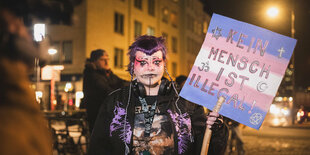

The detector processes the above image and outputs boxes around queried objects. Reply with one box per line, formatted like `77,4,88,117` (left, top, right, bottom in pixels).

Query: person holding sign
89,35,228,155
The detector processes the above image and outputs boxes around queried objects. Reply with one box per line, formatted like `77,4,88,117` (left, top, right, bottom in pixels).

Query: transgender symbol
249,113,263,125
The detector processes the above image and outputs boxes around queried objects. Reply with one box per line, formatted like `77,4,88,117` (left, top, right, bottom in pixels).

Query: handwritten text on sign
180,14,297,129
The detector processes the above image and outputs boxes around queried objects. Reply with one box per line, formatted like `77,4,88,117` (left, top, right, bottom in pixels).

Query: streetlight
266,4,296,124
266,7,279,18
48,48,57,55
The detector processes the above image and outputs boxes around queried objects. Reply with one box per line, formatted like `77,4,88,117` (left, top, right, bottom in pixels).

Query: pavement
270,121,310,129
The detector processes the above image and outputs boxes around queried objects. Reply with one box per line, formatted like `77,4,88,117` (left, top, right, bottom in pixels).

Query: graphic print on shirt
133,106,174,155
109,101,132,144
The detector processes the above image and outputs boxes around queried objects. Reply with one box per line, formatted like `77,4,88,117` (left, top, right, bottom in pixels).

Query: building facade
36,0,210,109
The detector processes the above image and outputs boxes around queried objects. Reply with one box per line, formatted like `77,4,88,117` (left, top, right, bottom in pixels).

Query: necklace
138,96,157,137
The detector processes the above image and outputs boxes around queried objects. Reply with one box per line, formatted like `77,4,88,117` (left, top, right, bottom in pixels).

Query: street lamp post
266,3,296,124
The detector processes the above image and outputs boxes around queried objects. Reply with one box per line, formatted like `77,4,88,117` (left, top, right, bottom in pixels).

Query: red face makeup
133,51,165,88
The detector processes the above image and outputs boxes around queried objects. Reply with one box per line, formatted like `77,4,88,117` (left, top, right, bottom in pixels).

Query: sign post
200,96,225,155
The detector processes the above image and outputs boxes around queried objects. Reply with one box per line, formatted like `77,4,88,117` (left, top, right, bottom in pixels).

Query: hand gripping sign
180,13,297,130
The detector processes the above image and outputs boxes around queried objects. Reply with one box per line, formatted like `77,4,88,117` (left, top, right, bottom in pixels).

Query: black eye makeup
135,58,148,67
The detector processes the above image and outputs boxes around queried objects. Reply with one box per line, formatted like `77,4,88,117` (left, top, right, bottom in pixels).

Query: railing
44,109,90,155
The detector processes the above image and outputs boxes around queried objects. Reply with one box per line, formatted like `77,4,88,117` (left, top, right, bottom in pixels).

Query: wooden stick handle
200,96,225,155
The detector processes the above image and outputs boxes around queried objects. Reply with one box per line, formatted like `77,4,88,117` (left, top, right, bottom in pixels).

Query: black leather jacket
89,85,228,155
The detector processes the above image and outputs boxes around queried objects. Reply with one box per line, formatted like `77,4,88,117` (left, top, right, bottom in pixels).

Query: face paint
134,51,165,89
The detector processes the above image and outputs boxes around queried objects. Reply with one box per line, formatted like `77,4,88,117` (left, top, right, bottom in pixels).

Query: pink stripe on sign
202,33,289,76
189,66,273,110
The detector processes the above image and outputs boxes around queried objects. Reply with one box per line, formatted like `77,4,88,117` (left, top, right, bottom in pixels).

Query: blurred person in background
82,49,128,134
176,75,187,88
0,0,81,154
0,3,52,155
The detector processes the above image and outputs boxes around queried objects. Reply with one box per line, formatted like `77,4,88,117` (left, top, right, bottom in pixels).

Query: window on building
134,20,142,38
170,12,177,27
162,8,169,23
187,15,194,32
172,37,177,53
114,12,124,34
50,40,73,64
134,0,142,10
63,41,73,64
203,21,208,34
51,41,61,64
148,0,155,16
162,32,168,43
114,48,124,69
172,62,177,77
147,26,155,36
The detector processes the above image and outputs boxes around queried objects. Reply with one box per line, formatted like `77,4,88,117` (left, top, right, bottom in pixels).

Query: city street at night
1,0,310,155
241,122,310,155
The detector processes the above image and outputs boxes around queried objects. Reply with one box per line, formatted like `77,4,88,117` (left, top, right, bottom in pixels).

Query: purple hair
127,35,167,75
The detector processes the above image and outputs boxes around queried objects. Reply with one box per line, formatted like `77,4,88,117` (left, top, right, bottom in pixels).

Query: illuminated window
162,8,169,23
33,24,45,42
203,21,208,34
170,12,177,27
134,20,142,38
147,26,155,36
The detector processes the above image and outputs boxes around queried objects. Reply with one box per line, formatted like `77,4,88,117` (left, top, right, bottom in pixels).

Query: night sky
203,0,310,89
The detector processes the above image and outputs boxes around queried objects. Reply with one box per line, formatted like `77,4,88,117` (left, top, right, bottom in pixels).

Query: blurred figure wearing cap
82,49,128,134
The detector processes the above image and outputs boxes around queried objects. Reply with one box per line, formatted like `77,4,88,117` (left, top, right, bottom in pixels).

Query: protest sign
180,13,297,129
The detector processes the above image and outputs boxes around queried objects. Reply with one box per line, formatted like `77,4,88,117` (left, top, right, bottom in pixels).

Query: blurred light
76,91,84,98
52,65,64,70
300,111,304,117
281,108,289,116
270,104,280,115
64,82,73,92
283,97,287,101
272,118,280,126
35,91,43,103
69,99,73,106
48,48,57,55
35,91,43,98
266,7,279,18
34,24,45,41
288,97,293,102
275,97,283,102
75,91,84,107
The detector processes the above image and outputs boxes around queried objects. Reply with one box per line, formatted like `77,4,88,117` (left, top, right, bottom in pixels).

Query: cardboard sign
180,13,297,129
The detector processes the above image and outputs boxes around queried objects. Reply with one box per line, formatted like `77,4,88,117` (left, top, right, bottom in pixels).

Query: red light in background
69,99,73,106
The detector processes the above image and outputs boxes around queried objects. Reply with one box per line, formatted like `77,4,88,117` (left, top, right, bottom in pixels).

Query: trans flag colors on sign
180,13,297,129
